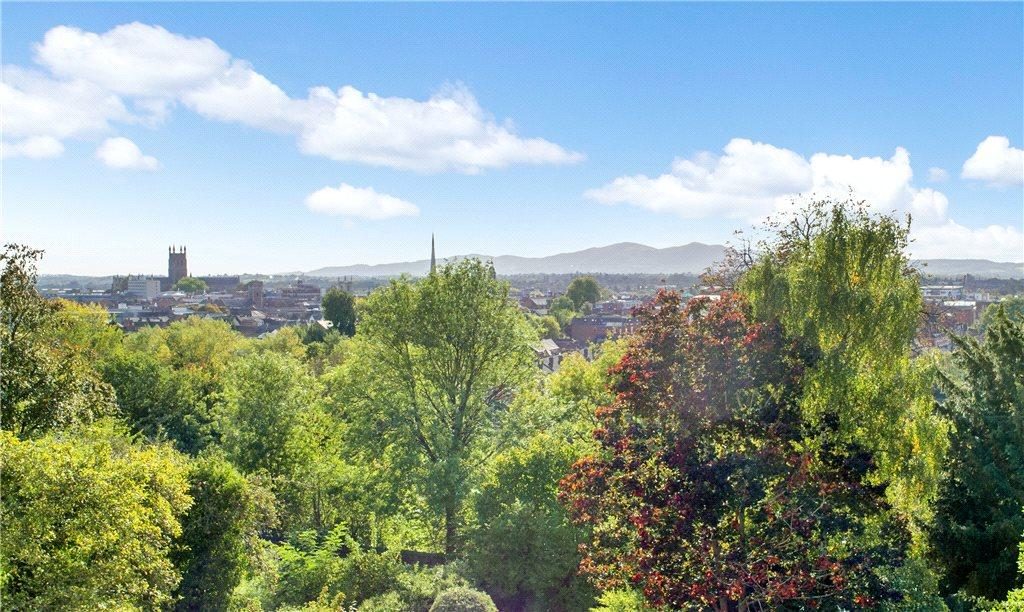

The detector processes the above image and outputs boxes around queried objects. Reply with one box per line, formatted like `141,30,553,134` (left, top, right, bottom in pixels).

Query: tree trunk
444,499,459,558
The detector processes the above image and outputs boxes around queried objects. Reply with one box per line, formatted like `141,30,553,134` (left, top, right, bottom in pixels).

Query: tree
930,306,1024,600
468,433,595,611
975,295,1024,332
1,422,192,609
102,351,219,455
174,454,274,611
566,276,602,310
350,259,537,556
175,277,209,294
322,286,357,336
218,351,315,477
1,244,115,437
560,292,915,610
738,198,947,523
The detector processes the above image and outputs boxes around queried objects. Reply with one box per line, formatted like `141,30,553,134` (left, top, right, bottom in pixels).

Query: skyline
3,3,1023,275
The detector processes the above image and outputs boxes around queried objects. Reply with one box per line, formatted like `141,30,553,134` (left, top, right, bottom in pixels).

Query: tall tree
566,276,602,310
349,259,537,556
738,199,947,523
930,306,1024,600
174,454,274,611
560,292,914,610
1,244,115,437
322,286,357,336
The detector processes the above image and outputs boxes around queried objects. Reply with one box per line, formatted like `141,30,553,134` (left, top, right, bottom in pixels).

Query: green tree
738,198,948,524
1,244,115,437
975,295,1024,332
566,276,602,310
930,306,1024,600
0,422,192,609
322,286,357,336
175,277,209,294
219,351,315,477
469,433,595,611
103,351,219,455
349,259,537,556
125,316,243,374
174,454,274,611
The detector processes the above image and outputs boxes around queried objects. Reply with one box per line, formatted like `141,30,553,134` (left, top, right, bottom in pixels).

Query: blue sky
3,2,1022,275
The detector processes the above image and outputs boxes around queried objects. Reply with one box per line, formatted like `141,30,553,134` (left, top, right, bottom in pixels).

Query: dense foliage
2,199,1020,610
930,306,1024,601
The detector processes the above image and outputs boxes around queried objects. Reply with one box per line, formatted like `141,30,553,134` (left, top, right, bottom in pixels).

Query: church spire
430,234,436,274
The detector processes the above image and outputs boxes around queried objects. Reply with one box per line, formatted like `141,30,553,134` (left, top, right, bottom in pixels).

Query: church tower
168,246,188,286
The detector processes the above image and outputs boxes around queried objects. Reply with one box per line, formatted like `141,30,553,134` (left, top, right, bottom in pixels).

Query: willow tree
738,198,948,523
346,259,537,556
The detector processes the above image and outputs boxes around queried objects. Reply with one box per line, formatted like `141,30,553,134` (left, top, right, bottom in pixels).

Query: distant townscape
38,240,1024,368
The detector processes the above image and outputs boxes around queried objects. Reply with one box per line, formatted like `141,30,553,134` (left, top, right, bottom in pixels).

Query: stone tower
168,246,188,287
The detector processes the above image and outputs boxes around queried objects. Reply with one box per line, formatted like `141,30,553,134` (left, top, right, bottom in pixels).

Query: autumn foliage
560,291,912,610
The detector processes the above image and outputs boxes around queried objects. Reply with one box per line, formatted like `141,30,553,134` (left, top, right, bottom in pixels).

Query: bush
429,587,497,612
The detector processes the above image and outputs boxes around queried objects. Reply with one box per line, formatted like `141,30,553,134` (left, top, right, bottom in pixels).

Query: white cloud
587,138,1023,261
95,137,159,170
305,183,419,220
1,65,133,139
585,138,933,221
2,136,65,159
962,136,1024,186
911,221,1023,262
35,23,231,97
927,167,948,183
4,22,581,173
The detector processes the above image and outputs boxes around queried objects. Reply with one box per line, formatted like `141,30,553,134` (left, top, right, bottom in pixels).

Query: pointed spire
430,233,436,274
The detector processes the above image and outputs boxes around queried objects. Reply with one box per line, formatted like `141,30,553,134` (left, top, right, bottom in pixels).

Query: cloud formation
961,135,1024,186
95,137,160,170
2,23,582,173
585,138,945,221
586,137,1021,261
305,183,419,220
2,136,65,160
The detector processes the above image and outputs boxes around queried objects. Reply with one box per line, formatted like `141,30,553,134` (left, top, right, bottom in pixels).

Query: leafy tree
322,286,357,336
1,244,115,437
350,259,537,556
529,313,562,340
469,433,595,611
0,422,192,609
547,339,628,440
930,306,1024,600
219,351,315,477
738,199,947,523
560,292,915,610
975,295,1024,332
566,276,602,310
174,454,275,611
549,295,579,332
125,316,243,374
175,277,209,294
103,351,219,455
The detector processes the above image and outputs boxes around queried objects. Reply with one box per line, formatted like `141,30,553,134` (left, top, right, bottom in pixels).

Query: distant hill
915,259,1024,280
306,242,729,277
36,246,1024,284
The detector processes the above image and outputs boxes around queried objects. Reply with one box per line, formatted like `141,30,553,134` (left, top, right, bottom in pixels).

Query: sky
3,2,1023,276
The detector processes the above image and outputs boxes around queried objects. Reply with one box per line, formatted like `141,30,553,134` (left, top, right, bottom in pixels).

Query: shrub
429,587,497,612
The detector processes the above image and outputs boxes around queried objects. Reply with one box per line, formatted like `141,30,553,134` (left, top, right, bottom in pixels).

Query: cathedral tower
168,246,188,286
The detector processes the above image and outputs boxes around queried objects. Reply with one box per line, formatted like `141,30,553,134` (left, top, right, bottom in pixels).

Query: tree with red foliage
559,291,912,611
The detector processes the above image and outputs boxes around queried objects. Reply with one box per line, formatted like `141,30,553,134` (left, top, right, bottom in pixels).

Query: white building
125,276,162,300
